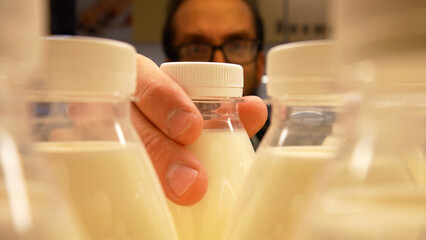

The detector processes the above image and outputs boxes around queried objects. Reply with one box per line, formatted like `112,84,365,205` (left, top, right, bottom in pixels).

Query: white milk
405,148,426,187
307,187,426,240
169,129,255,240
225,146,336,240
0,182,88,240
36,141,178,240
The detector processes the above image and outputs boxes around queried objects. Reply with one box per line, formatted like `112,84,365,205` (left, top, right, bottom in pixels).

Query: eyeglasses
175,39,260,65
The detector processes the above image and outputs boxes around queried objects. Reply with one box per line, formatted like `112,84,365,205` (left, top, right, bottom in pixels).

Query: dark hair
162,0,264,61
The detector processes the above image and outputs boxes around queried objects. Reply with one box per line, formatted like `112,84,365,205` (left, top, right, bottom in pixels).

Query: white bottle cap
334,0,426,59
36,36,137,95
333,0,426,93
266,40,337,98
160,62,243,98
0,0,45,81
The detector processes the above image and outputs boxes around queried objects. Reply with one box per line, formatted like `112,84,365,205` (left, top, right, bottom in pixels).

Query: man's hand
132,54,267,206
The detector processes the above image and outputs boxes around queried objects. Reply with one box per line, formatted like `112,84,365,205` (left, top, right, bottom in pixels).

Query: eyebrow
178,34,210,45
223,31,255,42
177,31,255,46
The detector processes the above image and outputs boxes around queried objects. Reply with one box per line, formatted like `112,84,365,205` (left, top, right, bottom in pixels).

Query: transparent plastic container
302,94,426,240
0,1,89,239
30,36,178,240
161,62,255,240
0,87,90,240
224,40,344,240
298,1,426,239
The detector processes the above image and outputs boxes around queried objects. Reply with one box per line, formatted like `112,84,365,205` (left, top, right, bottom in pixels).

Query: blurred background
50,0,330,65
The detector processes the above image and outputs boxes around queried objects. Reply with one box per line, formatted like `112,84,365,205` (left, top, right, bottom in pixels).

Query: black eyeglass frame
174,39,261,65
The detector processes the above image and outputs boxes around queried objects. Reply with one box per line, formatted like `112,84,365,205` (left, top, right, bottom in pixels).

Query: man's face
172,0,265,96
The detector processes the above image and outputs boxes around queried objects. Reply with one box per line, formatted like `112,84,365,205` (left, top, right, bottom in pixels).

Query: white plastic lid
333,0,426,93
266,40,337,97
160,62,243,98
36,36,137,95
334,0,426,58
0,0,45,81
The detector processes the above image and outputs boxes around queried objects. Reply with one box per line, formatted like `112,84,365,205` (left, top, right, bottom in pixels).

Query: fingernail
167,109,194,138
167,163,198,197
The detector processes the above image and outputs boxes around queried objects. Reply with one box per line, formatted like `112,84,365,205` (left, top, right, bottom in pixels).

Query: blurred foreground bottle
297,0,426,239
30,36,178,240
0,1,90,239
224,40,344,240
161,62,255,240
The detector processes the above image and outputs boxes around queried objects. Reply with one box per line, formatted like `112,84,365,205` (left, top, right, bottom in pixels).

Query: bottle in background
224,40,344,240
299,0,426,239
0,1,90,239
30,36,178,240
161,62,255,240
0,87,90,240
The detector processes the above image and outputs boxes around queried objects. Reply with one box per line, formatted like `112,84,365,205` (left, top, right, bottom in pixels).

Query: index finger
133,55,203,145
238,95,268,138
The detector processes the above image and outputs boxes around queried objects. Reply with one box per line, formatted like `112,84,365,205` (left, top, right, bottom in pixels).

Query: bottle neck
191,97,244,131
269,94,342,126
29,91,136,143
0,80,32,143
266,95,343,146
355,93,425,145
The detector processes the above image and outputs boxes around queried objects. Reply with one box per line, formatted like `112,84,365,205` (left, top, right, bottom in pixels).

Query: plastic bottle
224,40,344,240
0,1,89,239
298,0,426,239
0,83,90,240
30,36,178,240
160,62,255,240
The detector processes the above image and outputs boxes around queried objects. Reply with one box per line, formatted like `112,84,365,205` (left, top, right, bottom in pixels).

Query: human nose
211,48,226,63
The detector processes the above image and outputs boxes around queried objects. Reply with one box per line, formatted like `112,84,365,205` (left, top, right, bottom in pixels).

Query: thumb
131,104,208,206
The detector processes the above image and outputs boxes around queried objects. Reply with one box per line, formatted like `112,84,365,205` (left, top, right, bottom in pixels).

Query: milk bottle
298,0,426,239
161,62,255,240
0,1,89,239
31,36,178,240
224,40,343,240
